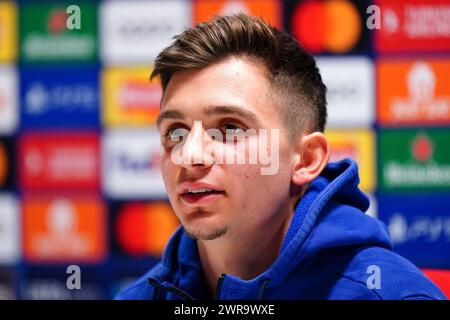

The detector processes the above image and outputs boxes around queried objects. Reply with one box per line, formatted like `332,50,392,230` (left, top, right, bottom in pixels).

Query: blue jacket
116,159,446,300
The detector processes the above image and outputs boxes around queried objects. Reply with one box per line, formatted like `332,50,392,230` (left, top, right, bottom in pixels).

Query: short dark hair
151,14,327,138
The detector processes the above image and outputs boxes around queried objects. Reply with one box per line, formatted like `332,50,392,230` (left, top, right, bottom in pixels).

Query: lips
178,181,225,205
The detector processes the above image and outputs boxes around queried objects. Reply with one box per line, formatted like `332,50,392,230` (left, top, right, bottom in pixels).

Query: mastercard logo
0,142,7,186
291,0,361,54
115,202,180,257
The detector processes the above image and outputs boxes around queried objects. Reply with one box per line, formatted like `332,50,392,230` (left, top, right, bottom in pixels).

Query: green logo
20,2,97,62
379,129,450,191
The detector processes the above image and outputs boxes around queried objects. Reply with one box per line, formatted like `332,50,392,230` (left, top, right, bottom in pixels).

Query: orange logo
23,194,106,263
0,142,7,186
291,0,361,53
115,202,179,257
378,59,450,126
194,0,281,29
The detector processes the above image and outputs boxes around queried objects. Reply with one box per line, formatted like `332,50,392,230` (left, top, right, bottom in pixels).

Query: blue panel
378,193,450,268
20,66,99,128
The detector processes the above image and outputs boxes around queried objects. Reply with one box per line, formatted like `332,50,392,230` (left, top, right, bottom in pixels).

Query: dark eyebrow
203,105,260,125
156,105,261,128
156,109,185,128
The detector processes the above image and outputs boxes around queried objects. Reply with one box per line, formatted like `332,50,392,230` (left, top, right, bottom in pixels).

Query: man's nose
180,121,215,169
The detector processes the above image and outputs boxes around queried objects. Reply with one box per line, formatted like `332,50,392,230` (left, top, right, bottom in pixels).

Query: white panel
102,128,167,199
101,0,191,65
317,57,374,128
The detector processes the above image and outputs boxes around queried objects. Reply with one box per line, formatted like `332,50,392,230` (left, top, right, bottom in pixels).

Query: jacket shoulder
115,264,163,300
319,246,447,300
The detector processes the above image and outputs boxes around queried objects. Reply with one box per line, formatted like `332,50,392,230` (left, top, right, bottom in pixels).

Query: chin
183,225,228,241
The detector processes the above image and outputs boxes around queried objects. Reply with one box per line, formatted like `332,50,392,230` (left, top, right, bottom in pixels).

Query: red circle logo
115,202,180,257
291,0,361,54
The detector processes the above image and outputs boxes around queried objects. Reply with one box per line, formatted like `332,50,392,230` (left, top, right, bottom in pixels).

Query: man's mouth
180,188,225,204
185,188,221,194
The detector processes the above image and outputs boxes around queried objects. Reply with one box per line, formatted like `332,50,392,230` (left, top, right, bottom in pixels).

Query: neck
197,196,299,296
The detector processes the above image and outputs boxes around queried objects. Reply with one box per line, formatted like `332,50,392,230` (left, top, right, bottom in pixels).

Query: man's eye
167,127,189,142
223,124,245,135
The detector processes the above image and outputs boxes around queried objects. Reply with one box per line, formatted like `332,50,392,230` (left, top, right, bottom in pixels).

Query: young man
117,14,445,300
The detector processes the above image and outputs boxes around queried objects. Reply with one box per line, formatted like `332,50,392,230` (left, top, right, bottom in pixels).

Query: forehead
161,56,275,118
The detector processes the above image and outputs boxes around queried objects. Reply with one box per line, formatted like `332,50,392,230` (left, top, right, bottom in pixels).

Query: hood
147,158,393,299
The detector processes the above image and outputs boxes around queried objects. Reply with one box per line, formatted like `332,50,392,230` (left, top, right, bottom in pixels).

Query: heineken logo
47,5,82,34
411,133,433,163
48,9,68,34
380,129,450,190
385,162,450,187
21,4,95,62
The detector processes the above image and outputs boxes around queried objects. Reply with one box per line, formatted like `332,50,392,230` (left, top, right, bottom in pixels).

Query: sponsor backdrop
0,0,449,299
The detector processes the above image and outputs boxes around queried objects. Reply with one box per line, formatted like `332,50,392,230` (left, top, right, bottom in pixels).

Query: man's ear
292,132,330,186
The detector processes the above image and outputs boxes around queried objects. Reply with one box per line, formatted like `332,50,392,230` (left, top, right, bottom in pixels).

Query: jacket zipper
214,274,226,300
147,278,194,300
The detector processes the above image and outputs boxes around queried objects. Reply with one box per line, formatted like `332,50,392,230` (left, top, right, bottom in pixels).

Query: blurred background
0,0,449,299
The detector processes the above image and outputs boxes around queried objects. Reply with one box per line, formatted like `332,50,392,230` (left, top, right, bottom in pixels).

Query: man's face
158,56,296,241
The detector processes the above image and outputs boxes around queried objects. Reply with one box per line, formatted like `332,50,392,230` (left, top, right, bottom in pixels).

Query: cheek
225,146,292,202
222,166,257,215
225,165,291,227
225,163,272,197
223,138,290,190
160,153,177,187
